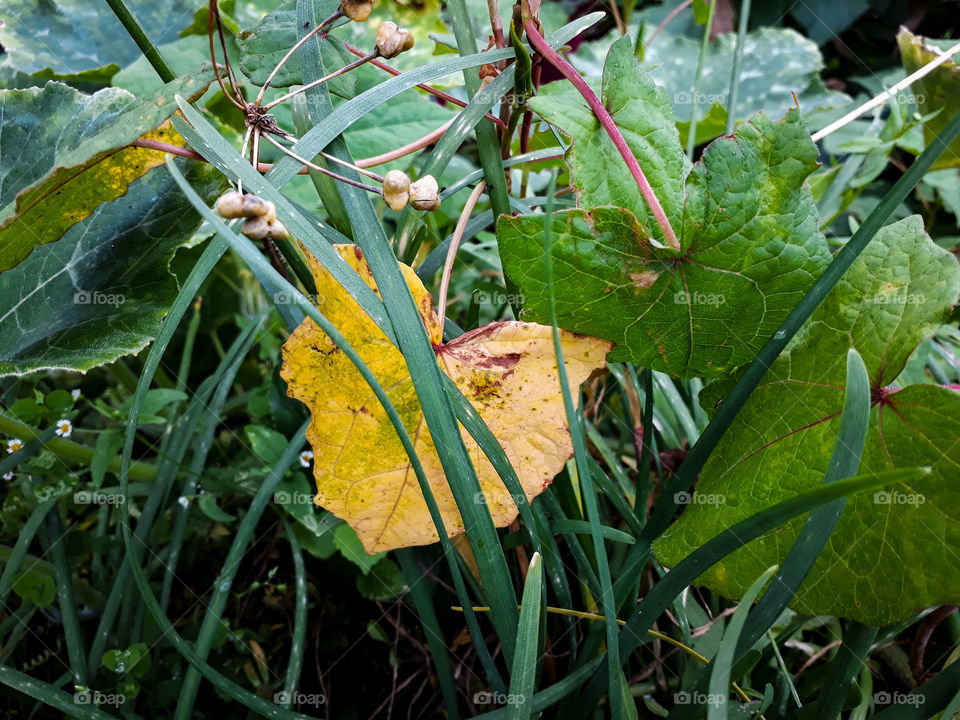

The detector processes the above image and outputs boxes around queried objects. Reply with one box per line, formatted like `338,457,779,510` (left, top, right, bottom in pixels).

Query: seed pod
241,216,270,240
262,200,278,224
341,0,373,22
217,191,245,218
382,170,411,211
376,21,414,59
408,175,440,211
267,220,289,240
242,194,270,217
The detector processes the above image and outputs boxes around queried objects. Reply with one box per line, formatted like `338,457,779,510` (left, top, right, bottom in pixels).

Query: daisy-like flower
3,471,14,481
299,450,314,468
54,419,73,438
6,438,23,454
71,389,81,400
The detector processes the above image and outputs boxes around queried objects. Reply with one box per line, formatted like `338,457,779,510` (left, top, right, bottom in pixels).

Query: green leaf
501,44,830,378
102,643,151,677
237,1,356,97
243,425,290,465
333,523,385,575
898,29,960,170
573,27,849,145
0,72,213,272
12,569,56,607
0,161,224,376
506,552,543,720
197,494,237,524
0,0,195,77
356,558,408,601
653,216,960,624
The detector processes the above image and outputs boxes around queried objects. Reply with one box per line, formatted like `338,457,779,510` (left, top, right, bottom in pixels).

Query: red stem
342,43,507,129
523,20,680,252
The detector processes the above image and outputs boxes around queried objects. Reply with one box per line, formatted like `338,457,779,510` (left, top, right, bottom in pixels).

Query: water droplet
774,330,785,339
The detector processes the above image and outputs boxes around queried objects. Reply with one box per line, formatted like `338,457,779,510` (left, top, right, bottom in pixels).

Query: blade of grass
507,552,544,720
39,509,88,688
543,169,624,717
706,566,777,720
668,348,873,720
0,666,115,720
165,156,512,685
279,517,308,708
686,0,717,158
445,0,511,221
173,420,309,720
725,0,751,135
816,621,878,719
396,548,469,715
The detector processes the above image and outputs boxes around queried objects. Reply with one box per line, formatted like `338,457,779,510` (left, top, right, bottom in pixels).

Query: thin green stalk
0,415,157,481
816,621,878,719
687,0,718,157
543,169,623,717
173,421,309,720
0,666,115,720
446,0,512,220
280,517,308,708
41,510,88,688
104,0,175,82
507,552,544,720
725,0,751,135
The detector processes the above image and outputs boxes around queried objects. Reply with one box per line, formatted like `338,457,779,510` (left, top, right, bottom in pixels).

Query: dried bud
267,220,289,240
382,170,411,211
241,194,269,217
262,200,278,224
408,175,440,211
216,191,245,218
376,21,414,59
241,216,270,240
341,0,373,22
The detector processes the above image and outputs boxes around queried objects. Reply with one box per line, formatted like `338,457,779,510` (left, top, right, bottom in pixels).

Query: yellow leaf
280,244,612,553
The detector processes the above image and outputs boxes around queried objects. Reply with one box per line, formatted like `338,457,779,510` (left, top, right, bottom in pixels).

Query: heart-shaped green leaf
653,216,960,624
498,39,831,378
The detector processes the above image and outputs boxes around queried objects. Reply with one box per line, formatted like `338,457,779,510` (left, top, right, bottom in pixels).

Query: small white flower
54,419,73,438
299,450,314,468
3,471,13,481
177,496,190,508
6,438,23,454
71,389,81,400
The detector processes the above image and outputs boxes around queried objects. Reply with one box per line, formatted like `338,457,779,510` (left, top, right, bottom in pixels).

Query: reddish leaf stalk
523,20,680,251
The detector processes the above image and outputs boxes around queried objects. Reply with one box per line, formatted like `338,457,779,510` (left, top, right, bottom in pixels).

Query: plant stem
255,7,344,104
811,39,960,142
104,0,175,82
261,132,384,193
524,20,680,251
438,181,486,328
726,0,751,135
262,54,374,110
687,0,717,159
342,42,507,128
0,414,157,481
